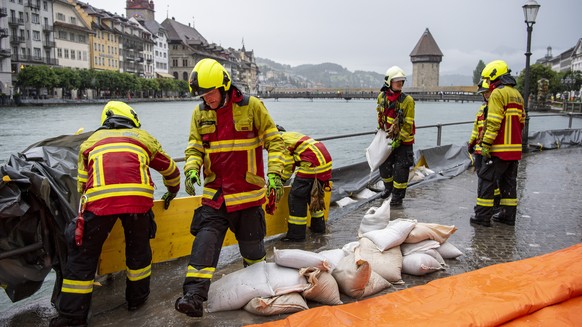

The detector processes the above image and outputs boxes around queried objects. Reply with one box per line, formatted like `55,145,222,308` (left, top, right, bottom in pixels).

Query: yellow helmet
101,101,141,128
481,60,509,81
477,79,490,94
188,58,231,96
384,66,406,87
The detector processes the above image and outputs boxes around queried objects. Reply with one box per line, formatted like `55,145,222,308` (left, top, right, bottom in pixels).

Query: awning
156,72,175,79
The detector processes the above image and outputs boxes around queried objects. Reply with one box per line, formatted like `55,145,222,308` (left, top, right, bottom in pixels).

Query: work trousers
379,144,414,200
474,157,519,220
56,210,154,320
286,177,326,237
182,204,266,300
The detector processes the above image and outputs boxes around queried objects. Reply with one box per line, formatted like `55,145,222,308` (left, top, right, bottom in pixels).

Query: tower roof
410,28,443,58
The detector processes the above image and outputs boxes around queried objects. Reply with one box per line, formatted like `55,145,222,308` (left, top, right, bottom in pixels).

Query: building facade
53,0,91,69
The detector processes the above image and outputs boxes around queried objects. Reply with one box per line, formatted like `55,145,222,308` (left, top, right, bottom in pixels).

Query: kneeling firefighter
276,125,332,242
51,101,180,327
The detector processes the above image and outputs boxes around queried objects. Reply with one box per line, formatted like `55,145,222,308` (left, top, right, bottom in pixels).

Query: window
31,13,39,24
33,47,41,59
64,49,69,59
56,13,65,21
70,17,76,25
43,1,47,10
182,59,188,67
58,31,67,39
57,48,62,58
33,30,40,41
78,35,85,43
69,32,74,41
71,50,75,60
172,59,178,67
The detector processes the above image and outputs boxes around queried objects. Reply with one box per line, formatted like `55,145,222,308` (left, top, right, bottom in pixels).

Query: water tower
410,28,443,88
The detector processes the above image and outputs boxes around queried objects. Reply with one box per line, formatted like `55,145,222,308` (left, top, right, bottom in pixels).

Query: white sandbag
425,248,446,267
362,270,392,297
355,237,403,283
437,241,463,259
362,218,417,251
402,252,444,276
265,262,310,295
336,197,358,208
341,241,360,254
400,239,441,256
207,261,272,312
273,247,331,271
300,267,343,305
243,293,308,316
366,129,392,172
354,188,378,200
404,222,458,244
331,253,371,299
358,199,391,237
318,249,346,272
207,262,309,313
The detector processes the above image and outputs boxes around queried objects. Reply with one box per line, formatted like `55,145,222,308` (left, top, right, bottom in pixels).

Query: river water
1,98,580,198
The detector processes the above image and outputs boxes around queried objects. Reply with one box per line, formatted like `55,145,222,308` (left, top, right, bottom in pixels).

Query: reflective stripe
86,183,154,201
61,279,94,294
382,176,393,183
500,198,518,206
494,188,500,196
476,198,495,207
186,265,215,279
393,181,407,190
205,138,261,153
126,264,152,282
243,256,266,266
311,210,324,218
289,215,307,225
223,188,265,206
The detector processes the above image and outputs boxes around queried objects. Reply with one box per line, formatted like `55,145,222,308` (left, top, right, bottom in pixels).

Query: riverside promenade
1,146,581,327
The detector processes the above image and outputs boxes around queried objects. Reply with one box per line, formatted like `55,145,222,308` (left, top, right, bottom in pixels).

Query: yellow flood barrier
97,186,331,275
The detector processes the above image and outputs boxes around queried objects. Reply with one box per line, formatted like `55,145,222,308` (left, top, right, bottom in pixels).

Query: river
1,98,580,197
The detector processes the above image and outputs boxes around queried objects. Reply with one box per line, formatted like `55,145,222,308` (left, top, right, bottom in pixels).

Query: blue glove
391,139,401,149
185,169,200,196
161,191,177,209
267,173,284,202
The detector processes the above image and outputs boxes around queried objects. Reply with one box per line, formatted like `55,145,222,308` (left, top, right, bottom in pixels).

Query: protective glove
391,139,401,149
480,143,491,159
185,169,200,196
161,191,177,209
467,141,476,154
267,173,284,203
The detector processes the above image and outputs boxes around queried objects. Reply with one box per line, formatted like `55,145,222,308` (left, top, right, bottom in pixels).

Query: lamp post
521,0,540,153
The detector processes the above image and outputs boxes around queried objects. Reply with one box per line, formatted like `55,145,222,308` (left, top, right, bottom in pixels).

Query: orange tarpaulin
249,244,582,327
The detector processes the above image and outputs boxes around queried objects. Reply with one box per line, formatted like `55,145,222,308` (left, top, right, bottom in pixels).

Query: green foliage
516,64,558,96
16,65,58,90
473,60,486,85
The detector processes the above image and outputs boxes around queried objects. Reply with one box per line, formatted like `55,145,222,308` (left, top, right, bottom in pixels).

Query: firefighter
51,101,180,327
175,58,285,318
471,60,525,227
276,125,332,242
376,66,416,206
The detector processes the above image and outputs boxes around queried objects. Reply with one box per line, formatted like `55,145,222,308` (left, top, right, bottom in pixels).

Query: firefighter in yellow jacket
51,101,180,327
175,59,285,318
376,66,416,206
277,125,332,242
471,60,525,227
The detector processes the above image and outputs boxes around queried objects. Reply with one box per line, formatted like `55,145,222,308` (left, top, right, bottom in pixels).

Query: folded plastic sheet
248,243,582,327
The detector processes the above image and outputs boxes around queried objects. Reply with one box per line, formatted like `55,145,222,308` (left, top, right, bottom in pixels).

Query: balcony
11,54,58,65
43,41,55,48
10,36,25,44
0,8,7,17
42,24,53,31
8,17,25,26
0,29,8,38
25,1,40,10
0,49,11,58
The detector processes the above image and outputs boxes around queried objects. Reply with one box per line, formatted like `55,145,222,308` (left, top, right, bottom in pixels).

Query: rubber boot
49,316,87,327
470,215,492,227
310,217,326,234
282,223,306,242
492,208,516,226
380,183,392,199
175,293,204,317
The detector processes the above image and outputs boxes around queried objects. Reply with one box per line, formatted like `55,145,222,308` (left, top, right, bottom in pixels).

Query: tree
472,60,486,85
54,67,80,98
516,64,557,97
16,65,58,96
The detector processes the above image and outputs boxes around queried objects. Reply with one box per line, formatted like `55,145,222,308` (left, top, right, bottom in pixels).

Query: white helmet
384,66,406,88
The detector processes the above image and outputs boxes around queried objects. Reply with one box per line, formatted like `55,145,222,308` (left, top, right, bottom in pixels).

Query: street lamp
521,0,540,153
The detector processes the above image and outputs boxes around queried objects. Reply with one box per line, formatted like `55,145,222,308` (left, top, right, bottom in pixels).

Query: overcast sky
100,0,581,77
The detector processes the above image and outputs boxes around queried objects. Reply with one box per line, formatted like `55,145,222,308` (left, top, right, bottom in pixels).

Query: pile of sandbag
206,199,462,316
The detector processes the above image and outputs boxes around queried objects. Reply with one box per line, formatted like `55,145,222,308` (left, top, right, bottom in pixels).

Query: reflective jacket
78,128,180,215
469,103,487,154
376,90,415,145
482,84,525,160
280,131,332,182
184,87,285,212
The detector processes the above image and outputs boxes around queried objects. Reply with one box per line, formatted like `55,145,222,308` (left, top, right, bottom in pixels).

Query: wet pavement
1,146,581,327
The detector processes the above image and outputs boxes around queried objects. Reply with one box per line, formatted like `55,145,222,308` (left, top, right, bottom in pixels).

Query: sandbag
400,240,440,256
404,222,458,244
358,199,391,237
366,129,392,172
331,253,371,299
318,249,346,272
356,237,403,283
437,241,463,259
300,267,343,305
207,262,309,313
362,218,417,251
243,293,309,316
402,252,444,276
362,270,392,298
273,248,331,271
